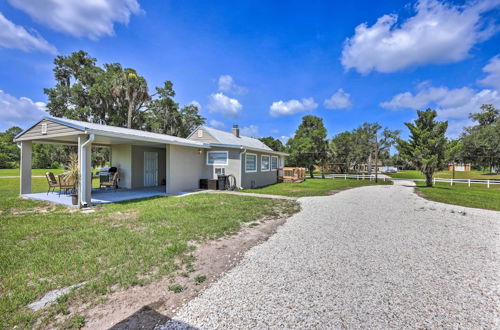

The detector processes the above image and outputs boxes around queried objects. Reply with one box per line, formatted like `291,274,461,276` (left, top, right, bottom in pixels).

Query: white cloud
0,12,57,54
208,119,225,129
271,129,279,134
8,0,141,39
341,0,499,74
207,93,242,118
324,89,352,109
436,89,500,119
269,98,318,117
380,86,476,110
0,90,47,129
217,75,247,95
240,125,259,137
381,84,500,137
189,100,201,110
478,55,500,91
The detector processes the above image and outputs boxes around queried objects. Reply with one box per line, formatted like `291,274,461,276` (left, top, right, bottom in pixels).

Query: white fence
320,173,500,188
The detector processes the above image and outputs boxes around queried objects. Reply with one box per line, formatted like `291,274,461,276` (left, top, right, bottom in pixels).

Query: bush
51,161,62,169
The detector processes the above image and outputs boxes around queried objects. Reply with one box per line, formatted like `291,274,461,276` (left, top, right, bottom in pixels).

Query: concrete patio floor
22,186,166,208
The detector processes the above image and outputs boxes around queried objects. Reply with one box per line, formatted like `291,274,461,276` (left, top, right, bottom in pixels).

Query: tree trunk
127,98,134,129
321,164,325,179
425,173,433,187
309,165,314,179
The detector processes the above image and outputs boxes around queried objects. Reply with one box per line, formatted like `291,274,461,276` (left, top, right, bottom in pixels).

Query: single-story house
14,117,287,207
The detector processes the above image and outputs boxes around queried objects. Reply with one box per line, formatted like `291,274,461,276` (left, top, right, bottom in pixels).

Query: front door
144,151,158,187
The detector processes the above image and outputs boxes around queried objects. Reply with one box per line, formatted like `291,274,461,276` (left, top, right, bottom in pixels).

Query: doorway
144,151,158,187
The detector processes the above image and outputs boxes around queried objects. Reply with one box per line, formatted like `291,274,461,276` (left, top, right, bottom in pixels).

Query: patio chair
45,172,58,195
100,172,119,191
58,174,76,196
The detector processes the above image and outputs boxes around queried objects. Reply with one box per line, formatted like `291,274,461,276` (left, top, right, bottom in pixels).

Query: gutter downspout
239,147,246,190
80,134,95,207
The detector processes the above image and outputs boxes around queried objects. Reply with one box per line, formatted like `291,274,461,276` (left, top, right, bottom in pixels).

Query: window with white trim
245,153,257,172
271,156,278,170
207,151,228,165
261,155,270,171
197,129,203,137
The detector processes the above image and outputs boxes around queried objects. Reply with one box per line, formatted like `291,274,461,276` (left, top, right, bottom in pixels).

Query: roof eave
86,128,210,148
208,143,288,156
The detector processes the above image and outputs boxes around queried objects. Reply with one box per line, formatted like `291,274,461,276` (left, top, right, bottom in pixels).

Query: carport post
78,135,93,207
19,141,32,195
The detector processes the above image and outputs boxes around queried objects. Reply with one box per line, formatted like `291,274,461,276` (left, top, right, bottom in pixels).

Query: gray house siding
16,119,81,141
241,151,278,188
188,127,218,143
201,148,242,181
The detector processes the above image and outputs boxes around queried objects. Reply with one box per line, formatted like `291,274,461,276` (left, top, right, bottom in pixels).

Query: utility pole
374,139,379,183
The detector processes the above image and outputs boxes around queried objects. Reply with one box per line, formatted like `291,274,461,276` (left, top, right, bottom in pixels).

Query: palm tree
113,69,150,128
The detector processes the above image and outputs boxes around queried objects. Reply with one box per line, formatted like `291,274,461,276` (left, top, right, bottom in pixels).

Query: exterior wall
241,151,279,188
16,119,81,141
131,145,166,189
188,127,218,143
201,148,242,181
111,145,132,189
166,144,205,194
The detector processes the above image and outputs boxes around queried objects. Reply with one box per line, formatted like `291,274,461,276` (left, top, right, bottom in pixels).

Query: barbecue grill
97,166,118,185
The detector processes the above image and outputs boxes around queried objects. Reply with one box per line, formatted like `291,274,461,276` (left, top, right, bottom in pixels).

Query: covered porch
14,117,209,208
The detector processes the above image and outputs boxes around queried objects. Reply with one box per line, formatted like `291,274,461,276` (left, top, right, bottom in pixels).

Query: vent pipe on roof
232,124,240,138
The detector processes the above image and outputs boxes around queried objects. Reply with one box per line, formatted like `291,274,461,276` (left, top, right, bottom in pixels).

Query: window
245,153,257,172
271,156,278,170
41,123,47,135
197,129,203,138
215,167,225,175
261,155,270,171
207,151,228,165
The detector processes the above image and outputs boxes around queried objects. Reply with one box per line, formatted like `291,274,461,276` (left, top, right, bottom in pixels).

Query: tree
445,139,463,183
329,131,355,173
368,124,400,182
460,104,500,173
397,108,448,187
145,81,205,137
286,115,327,178
259,137,284,152
113,69,150,129
0,127,22,168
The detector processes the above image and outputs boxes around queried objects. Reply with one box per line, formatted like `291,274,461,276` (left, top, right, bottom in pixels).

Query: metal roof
15,117,208,148
194,126,275,151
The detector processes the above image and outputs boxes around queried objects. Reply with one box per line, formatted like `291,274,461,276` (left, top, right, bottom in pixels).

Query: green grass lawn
416,182,500,211
0,177,299,328
241,178,392,197
0,168,66,176
387,170,500,180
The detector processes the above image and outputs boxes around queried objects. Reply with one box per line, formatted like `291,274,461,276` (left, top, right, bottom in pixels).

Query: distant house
447,163,471,171
14,117,287,207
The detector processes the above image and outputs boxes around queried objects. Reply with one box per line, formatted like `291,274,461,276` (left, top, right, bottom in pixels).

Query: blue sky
1,0,499,141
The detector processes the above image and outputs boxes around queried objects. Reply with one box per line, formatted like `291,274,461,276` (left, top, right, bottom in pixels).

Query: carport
14,117,209,208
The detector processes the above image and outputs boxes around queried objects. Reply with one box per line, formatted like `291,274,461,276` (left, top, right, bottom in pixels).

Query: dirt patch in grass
78,212,293,329
11,205,57,214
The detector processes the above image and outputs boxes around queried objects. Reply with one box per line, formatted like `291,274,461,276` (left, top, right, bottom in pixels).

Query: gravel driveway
162,180,500,329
